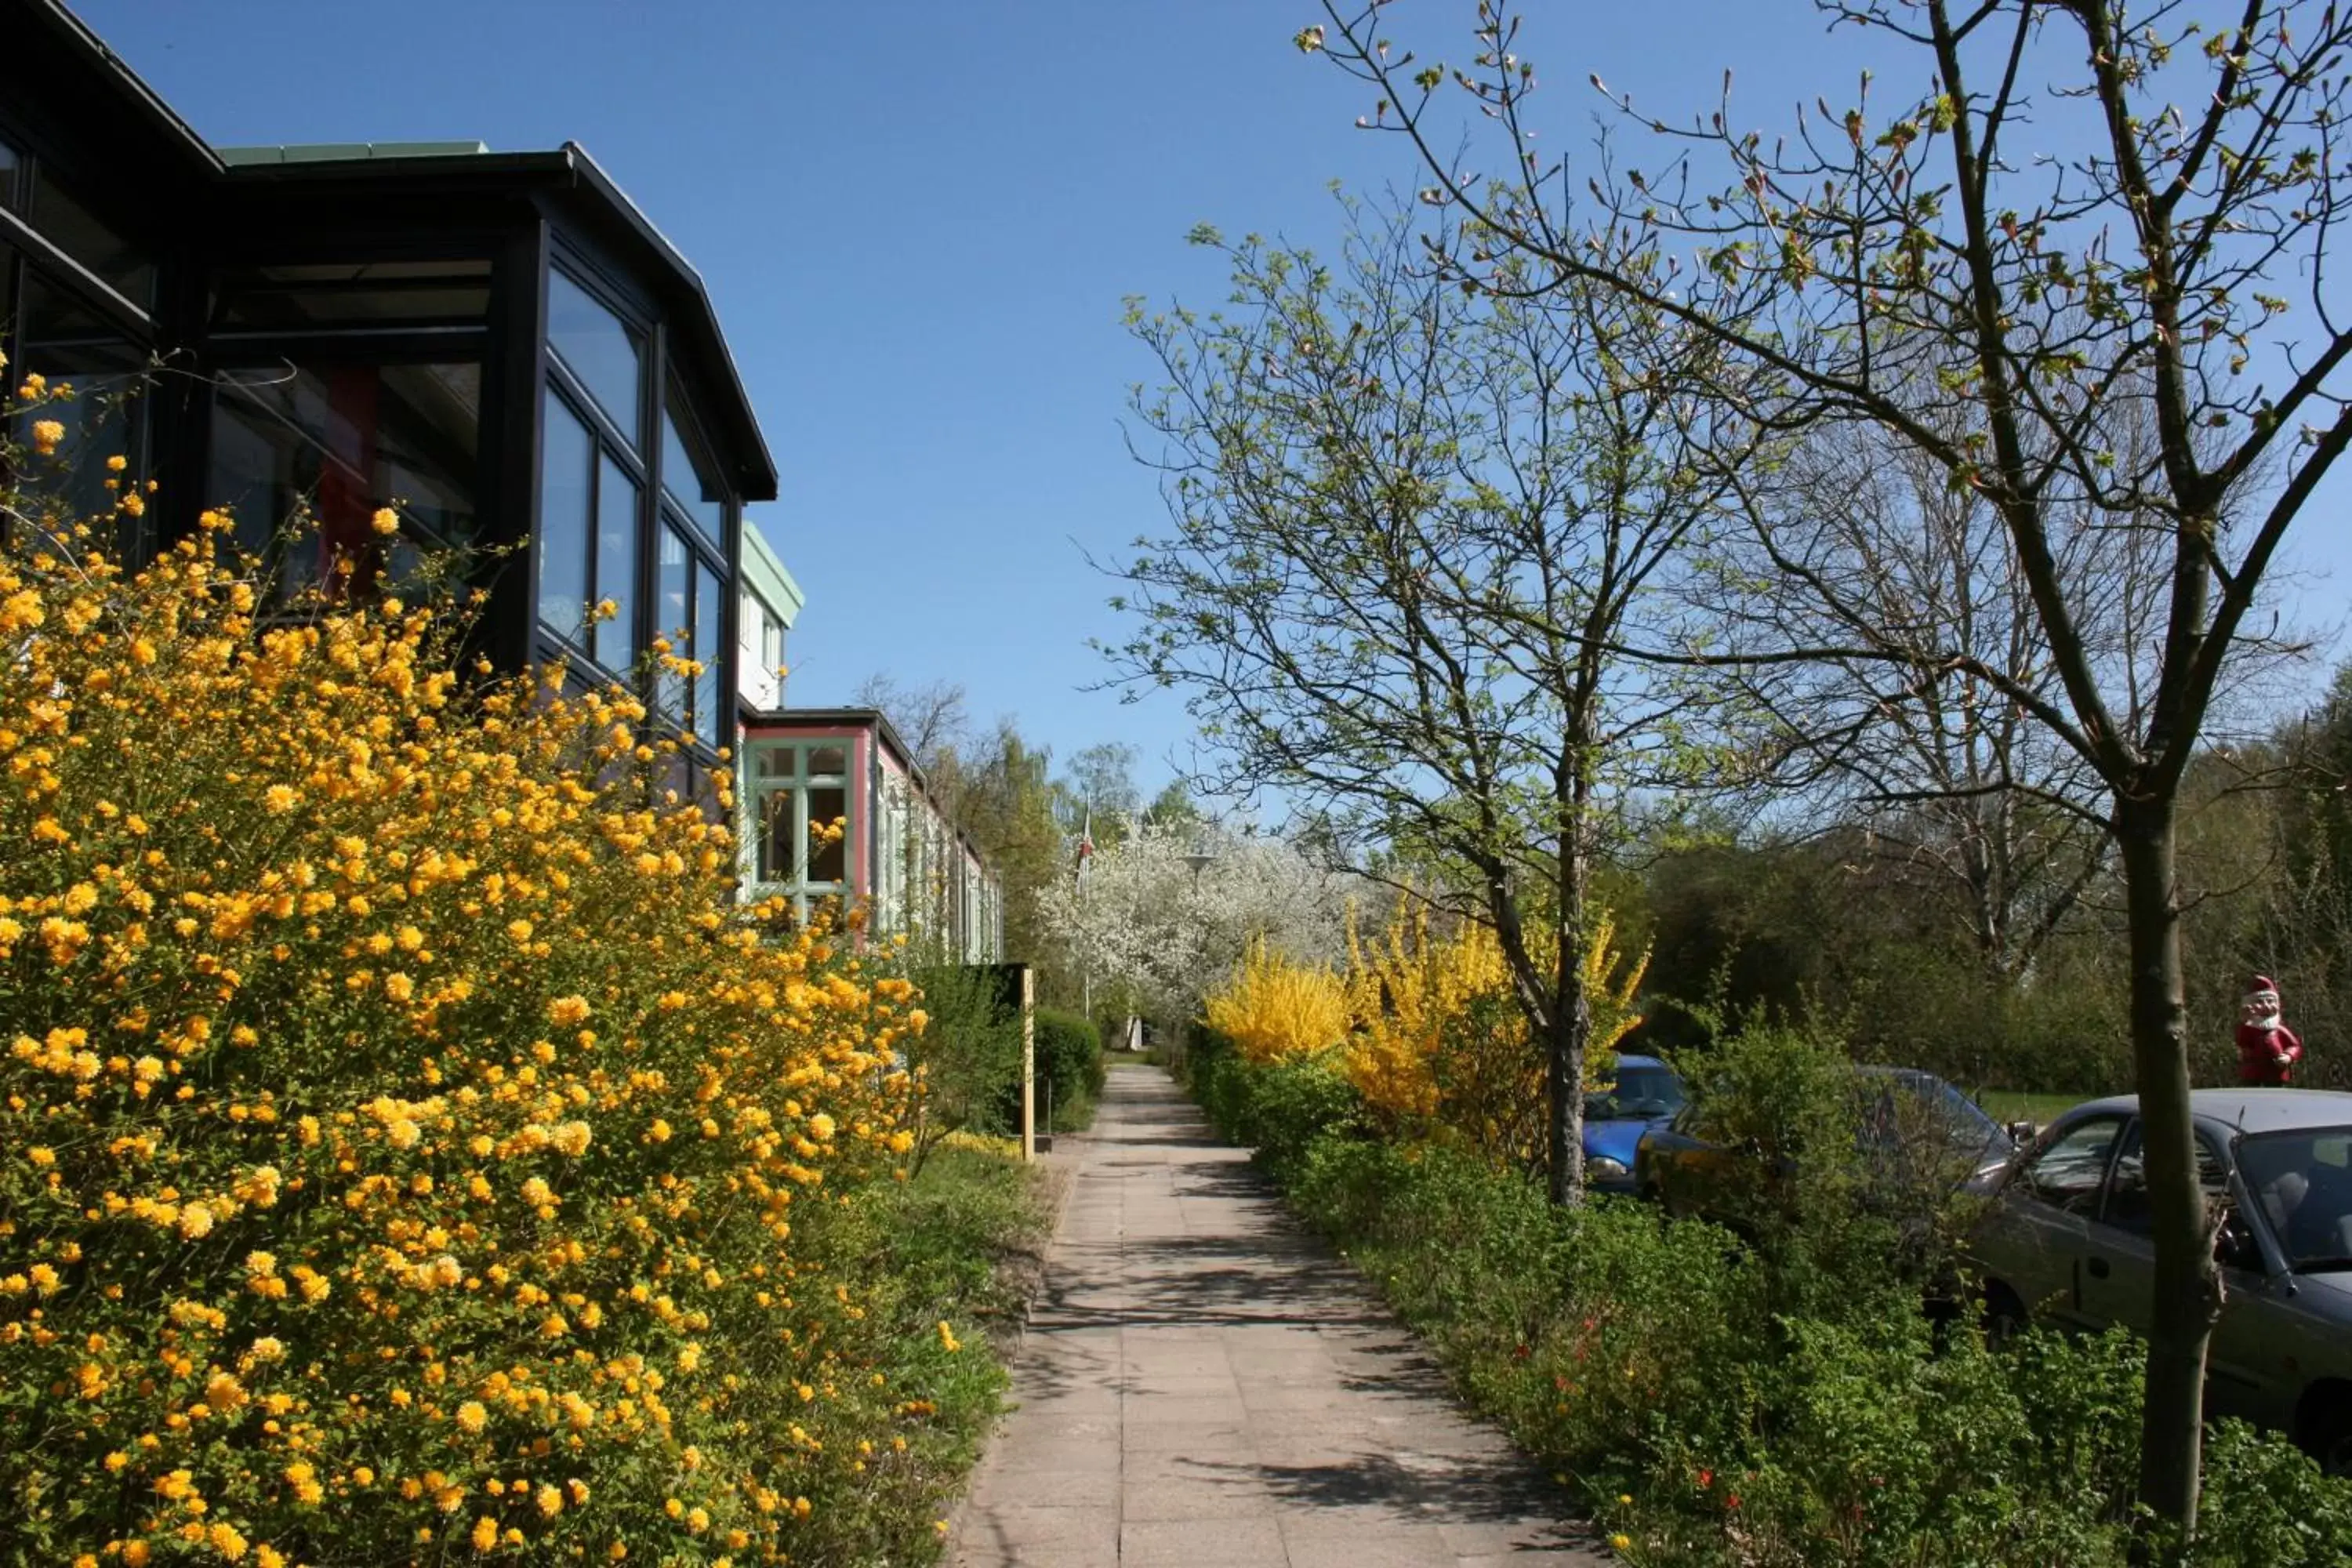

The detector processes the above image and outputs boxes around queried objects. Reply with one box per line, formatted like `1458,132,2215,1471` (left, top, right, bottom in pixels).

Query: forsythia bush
1201,905,1646,1163
1340,906,1645,1156
1341,906,1517,1127
0,437,944,1562
1203,938,1348,1063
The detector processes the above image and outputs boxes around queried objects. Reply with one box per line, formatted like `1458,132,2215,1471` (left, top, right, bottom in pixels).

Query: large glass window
209,360,481,598
660,396,724,548
694,568,724,749
27,172,154,309
656,524,692,715
537,390,593,638
594,454,637,673
212,260,491,333
652,523,728,745
546,270,641,441
539,263,730,757
0,138,21,209
537,390,645,674
10,266,151,554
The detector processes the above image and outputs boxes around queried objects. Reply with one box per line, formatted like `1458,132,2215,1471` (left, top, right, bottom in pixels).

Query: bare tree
850,673,971,775
1713,416,2147,980
1108,198,1748,1200
1305,0,2349,1531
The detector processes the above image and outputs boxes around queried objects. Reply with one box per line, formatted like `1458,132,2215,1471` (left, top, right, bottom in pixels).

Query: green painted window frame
742,739,856,919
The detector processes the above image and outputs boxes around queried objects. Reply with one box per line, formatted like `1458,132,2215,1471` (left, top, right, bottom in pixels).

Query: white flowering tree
1034,820,1355,1030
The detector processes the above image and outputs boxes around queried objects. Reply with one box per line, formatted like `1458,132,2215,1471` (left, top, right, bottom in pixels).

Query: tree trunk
1545,976,1592,1207
1547,836,1592,1208
2115,796,2223,1546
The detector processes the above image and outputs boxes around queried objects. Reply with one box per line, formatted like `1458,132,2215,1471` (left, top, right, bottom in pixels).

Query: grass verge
1977,1088,2091,1127
805,1143,1050,1563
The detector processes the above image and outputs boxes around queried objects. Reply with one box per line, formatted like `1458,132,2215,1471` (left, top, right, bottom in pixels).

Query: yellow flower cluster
1203,938,1350,1064
0,492,942,1561
1203,906,1646,1165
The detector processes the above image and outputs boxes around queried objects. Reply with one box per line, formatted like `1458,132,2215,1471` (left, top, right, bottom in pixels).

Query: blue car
1583,1054,1686,1193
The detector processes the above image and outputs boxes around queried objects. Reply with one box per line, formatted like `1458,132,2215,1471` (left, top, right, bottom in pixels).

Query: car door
1975,1114,2129,1326
2085,1122,2276,1420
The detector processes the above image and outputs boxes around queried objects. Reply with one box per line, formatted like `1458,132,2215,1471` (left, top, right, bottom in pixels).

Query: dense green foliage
1028,1006,1105,1131
1182,1026,2352,1566
1620,707,2352,1095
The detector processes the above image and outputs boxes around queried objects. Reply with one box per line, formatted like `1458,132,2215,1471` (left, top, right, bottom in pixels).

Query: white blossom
1035,821,1353,1022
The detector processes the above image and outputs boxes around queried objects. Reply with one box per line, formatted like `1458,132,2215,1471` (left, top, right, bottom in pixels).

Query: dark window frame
0,207,155,349
651,377,730,750
535,245,734,763
0,106,166,338
535,254,655,682
535,376,648,670
205,254,496,340
1,233,160,557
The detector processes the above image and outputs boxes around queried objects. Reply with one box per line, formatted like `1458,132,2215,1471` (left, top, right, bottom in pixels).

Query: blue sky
76,0,2350,796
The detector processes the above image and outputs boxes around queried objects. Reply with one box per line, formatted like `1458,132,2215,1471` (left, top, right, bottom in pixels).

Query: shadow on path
948,1067,1611,1567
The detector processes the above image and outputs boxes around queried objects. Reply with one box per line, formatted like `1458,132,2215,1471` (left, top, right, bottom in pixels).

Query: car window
1593,1066,1684,1120
2017,1116,2125,1216
1934,1081,2007,1145
2099,1123,2229,1238
2238,1127,2352,1272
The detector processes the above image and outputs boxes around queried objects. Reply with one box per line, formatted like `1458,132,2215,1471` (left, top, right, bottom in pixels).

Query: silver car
1969,1089,2352,1469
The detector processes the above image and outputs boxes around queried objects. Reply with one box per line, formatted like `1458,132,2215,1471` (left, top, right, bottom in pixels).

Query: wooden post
1019,964,1036,1163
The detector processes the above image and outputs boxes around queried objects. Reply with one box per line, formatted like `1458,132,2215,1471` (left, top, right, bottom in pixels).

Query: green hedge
1033,1006,1105,1130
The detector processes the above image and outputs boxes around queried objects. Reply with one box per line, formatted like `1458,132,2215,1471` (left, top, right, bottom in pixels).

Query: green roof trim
217,142,491,165
741,521,804,628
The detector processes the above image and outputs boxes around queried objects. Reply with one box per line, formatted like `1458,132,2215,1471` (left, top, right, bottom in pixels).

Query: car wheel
2299,1387,2352,1477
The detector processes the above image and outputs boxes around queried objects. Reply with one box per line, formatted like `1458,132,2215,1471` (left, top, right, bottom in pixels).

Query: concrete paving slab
946,1067,1611,1566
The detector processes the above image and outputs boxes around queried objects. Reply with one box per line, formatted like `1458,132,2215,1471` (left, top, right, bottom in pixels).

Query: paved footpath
949,1065,1610,1568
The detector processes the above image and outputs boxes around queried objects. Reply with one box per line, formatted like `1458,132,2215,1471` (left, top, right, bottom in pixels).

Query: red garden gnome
2236,975,2305,1087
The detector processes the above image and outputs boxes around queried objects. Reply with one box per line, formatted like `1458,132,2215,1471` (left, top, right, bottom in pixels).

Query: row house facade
3,0,999,959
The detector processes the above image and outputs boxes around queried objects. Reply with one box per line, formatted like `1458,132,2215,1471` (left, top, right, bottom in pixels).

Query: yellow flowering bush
1343,906,1645,1161
0,449,956,1561
1202,939,1348,1063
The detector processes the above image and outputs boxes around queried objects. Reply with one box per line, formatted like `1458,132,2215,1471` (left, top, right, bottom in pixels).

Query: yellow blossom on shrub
1205,938,1348,1062
1325,902,1646,1160
0,488,928,1563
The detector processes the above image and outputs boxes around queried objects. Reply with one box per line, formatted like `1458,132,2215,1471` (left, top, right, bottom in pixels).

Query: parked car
1582,1054,1686,1194
1635,1065,2013,1228
1968,1088,2352,1470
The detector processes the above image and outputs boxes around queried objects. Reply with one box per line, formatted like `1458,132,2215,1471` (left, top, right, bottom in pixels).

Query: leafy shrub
0,477,980,1563
1669,1015,1987,1324
1030,1006,1104,1127
1225,1051,1367,1186
905,961,1026,1163
2188,1419,2352,1566
1205,1033,2352,1566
